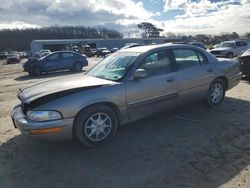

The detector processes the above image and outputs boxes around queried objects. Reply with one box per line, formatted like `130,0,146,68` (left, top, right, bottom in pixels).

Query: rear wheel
206,79,226,107
32,67,42,76
74,105,118,147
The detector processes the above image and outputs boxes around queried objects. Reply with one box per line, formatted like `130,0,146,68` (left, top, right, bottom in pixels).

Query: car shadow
1,96,250,188
14,69,87,81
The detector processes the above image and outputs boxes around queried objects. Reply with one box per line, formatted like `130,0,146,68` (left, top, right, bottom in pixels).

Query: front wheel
32,67,42,76
74,105,118,147
73,62,82,72
206,79,226,107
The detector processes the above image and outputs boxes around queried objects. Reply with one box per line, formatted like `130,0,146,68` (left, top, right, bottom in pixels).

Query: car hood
241,51,250,57
210,47,232,52
18,74,116,104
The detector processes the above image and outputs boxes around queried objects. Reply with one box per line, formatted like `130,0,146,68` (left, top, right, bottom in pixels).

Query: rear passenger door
61,52,75,69
172,48,215,105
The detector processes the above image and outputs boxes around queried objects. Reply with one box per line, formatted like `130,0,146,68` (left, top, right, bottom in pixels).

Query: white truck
210,40,250,59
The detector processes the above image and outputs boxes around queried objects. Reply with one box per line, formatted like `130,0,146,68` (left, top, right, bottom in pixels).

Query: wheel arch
72,101,121,138
215,76,228,90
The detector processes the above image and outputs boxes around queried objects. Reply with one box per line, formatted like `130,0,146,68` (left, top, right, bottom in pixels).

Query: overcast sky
0,0,249,36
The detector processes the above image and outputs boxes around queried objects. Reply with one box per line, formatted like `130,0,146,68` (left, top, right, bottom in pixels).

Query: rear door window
172,49,200,70
196,51,209,64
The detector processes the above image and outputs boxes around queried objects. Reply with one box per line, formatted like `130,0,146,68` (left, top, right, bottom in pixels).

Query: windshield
219,42,235,48
87,52,139,81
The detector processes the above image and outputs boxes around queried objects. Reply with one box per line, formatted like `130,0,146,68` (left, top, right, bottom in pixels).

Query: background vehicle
96,48,111,57
210,40,249,58
238,48,250,77
189,42,206,49
78,44,93,57
19,52,29,58
7,51,21,63
23,51,88,75
110,48,119,53
12,44,241,147
33,51,51,59
0,51,8,60
40,49,51,54
120,43,142,50
91,48,97,56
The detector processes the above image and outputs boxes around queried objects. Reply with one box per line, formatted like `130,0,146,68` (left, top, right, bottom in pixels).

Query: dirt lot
0,58,250,188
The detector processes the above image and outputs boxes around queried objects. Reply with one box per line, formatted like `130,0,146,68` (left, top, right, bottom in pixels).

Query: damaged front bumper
11,105,74,141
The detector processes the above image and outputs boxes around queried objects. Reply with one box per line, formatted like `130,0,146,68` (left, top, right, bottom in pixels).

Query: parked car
23,51,88,75
7,51,21,63
120,43,142,50
171,41,206,49
40,49,51,54
210,44,220,50
210,40,249,58
12,44,241,147
0,51,8,60
238,48,250,77
110,48,119,53
32,51,51,59
91,48,97,56
19,52,29,58
96,48,111,57
189,42,206,49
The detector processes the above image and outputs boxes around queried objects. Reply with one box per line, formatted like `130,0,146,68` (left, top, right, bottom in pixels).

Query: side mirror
133,69,147,79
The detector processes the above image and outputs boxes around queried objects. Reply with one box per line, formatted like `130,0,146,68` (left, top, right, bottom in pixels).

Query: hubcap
210,83,224,104
84,113,112,142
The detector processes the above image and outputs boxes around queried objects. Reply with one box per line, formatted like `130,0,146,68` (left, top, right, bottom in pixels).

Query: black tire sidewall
74,105,118,147
207,79,226,107
32,67,41,76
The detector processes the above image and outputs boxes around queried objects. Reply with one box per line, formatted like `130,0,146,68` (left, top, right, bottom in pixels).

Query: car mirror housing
133,69,147,79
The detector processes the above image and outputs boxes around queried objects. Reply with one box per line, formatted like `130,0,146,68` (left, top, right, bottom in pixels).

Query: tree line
0,26,123,51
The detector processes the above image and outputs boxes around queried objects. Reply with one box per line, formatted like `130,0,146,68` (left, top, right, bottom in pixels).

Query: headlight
27,110,62,122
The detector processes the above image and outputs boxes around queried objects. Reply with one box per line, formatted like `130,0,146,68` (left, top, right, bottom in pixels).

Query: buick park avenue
12,44,241,147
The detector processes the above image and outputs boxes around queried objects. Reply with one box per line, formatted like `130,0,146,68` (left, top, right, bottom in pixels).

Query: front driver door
126,50,178,122
43,53,61,71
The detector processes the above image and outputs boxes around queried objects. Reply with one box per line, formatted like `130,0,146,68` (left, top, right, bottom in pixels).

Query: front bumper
11,105,74,141
227,72,242,90
7,58,20,62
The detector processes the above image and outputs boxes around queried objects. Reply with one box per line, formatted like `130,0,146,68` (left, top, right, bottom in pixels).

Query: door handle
166,77,175,82
207,68,213,73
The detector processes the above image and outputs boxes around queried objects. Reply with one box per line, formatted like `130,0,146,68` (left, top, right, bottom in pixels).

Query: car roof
120,43,202,53
50,51,76,54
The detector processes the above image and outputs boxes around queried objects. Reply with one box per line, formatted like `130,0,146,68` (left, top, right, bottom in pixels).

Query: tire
73,62,82,72
32,67,42,76
206,79,226,107
74,105,118,147
227,53,233,59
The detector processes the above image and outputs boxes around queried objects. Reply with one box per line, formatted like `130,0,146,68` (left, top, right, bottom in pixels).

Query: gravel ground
0,58,250,188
